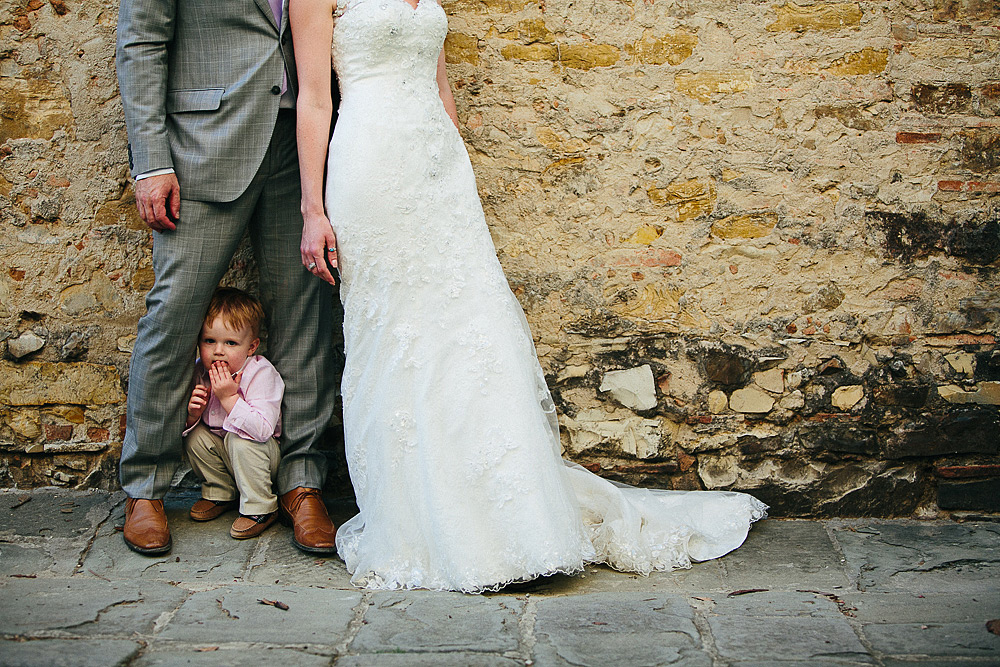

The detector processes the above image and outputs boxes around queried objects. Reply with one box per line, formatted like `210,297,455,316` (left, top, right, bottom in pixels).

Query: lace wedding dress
326,0,767,592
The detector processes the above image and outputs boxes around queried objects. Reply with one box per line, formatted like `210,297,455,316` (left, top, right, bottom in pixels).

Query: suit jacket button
271,85,281,95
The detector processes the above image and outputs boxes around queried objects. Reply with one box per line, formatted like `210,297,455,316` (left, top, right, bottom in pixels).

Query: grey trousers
120,111,341,499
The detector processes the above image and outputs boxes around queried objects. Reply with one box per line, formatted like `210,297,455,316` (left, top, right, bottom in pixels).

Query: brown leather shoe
123,498,171,555
190,498,238,522
230,512,277,539
279,487,337,554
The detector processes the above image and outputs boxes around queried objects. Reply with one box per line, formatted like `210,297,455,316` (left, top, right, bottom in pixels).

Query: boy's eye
225,340,239,346
202,338,215,344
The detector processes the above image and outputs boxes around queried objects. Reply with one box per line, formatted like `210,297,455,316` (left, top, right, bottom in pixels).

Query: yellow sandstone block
766,2,863,32
648,179,716,221
445,32,480,65
710,212,778,239
824,47,888,76
624,30,698,66
558,44,621,70
674,71,754,103
0,361,125,407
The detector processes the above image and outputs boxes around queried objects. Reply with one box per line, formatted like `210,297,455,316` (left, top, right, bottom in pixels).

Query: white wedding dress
325,0,767,592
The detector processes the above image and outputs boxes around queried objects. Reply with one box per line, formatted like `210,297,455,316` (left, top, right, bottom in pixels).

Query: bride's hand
301,211,339,285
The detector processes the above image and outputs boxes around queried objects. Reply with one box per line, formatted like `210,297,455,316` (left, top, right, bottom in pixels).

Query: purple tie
268,0,288,94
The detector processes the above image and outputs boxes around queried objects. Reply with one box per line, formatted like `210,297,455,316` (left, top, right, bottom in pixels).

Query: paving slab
133,645,333,666
532,593,710,667
0,490,119,540
0,578,187,637
721,519,851,591
350,590,522,654
0,638,142,666
705,591,871,664
0,540,84,577
831,520,1000,593
337,653,524,666
488,560,727,598
157,584,360,647
862,621,1000,659
842,592,1000,624
244,530,353,588
81,496,259,585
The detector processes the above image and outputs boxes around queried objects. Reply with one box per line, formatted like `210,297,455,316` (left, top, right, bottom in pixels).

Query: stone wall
1,0,998,516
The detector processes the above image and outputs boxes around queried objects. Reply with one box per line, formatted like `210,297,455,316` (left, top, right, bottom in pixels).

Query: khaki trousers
184,424,280,515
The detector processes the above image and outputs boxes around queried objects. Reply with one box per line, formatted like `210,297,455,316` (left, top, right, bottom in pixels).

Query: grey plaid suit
116,0,340,498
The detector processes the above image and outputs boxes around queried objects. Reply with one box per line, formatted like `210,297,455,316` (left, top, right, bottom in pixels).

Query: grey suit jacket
116,0,298,202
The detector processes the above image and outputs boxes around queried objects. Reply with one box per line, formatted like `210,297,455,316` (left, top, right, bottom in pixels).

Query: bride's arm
436,50,459,129
290,0,339,285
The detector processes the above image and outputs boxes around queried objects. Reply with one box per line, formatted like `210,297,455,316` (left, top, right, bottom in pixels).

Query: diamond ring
307,262,317,270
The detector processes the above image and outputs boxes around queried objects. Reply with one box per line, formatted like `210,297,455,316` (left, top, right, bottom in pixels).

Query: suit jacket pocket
166,88,225,114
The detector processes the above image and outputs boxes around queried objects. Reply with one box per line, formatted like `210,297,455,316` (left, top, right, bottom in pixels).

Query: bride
290,0,766,592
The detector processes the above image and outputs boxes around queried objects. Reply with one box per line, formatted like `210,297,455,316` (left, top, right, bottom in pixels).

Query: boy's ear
249,338,260,355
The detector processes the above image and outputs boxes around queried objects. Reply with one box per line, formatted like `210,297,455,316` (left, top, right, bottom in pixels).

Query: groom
116,0,340,554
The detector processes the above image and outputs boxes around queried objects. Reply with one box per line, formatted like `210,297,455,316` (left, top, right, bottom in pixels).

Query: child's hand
186,382,210,428
208,361,241,401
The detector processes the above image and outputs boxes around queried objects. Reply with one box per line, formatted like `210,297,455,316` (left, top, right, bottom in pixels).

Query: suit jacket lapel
253,0,279,32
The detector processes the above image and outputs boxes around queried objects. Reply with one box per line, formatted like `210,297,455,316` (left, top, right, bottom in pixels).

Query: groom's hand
135,173,181,232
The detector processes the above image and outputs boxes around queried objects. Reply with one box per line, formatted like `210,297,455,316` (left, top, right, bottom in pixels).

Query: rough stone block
159,585,360,645
675,71,754,103
711,212,777,240
599,365,657,411
960,129,1000,173
647,179,715,221
882,407,999,458
729,387,774,413
624,30,697,66
831,385,864,410
766,2,863,32
350,591,521,654
533,593,708,667
7,331,45,359
825,47,888,76
912,83,973,114
0,361,125,406
444,32,479,65
937,478,1000,511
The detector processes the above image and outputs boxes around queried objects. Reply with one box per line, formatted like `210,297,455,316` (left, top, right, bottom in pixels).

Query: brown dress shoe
124,498,172,555
279,487,337,554
230,512,277,539
190,498,238,522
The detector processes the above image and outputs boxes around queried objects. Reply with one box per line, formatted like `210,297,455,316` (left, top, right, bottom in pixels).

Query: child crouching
183,287,283,539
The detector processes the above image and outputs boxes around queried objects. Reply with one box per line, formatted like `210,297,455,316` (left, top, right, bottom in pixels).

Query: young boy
183,287,284,539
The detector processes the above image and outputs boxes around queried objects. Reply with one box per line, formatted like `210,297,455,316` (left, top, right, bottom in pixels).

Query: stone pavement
1,489,998,666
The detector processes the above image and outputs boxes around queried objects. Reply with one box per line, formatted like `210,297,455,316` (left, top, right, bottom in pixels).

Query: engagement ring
307,262,317,270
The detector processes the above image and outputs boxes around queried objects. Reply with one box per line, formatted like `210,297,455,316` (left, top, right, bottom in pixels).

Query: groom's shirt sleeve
116,0,177,178
222,358,285,443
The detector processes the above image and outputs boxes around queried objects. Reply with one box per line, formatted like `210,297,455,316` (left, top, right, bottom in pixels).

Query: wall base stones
2,0,998,516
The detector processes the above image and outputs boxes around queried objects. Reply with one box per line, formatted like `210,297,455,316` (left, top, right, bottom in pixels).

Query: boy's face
198,316,259,374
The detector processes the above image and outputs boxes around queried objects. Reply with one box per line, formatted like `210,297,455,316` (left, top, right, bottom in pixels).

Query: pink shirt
182,355,284,443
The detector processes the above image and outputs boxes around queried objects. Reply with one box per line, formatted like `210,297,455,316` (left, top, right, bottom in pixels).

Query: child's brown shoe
230,512,277,539
190,498,238,521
